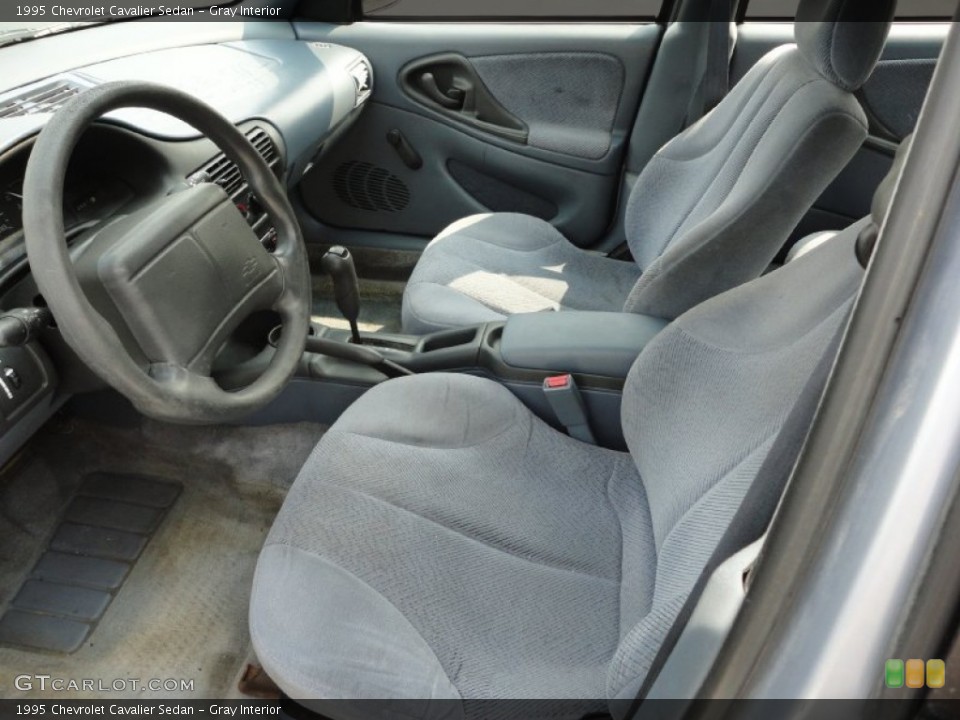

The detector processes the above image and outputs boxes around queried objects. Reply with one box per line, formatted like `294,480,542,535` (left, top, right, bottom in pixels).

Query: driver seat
249,164,889,708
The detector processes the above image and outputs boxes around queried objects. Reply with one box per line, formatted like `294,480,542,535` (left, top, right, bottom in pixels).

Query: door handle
400,53,529,144
419,72,466,110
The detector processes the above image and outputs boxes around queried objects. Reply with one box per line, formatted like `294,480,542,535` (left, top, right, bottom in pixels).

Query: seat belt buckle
543,374,597,445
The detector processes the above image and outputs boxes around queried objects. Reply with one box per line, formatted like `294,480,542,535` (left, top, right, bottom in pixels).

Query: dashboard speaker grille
332,161,409,213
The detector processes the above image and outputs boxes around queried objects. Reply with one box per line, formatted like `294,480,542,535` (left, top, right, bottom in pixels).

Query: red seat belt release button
542,374,597,445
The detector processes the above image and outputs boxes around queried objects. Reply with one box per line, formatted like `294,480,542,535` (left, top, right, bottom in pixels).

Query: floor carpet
0,416,325,699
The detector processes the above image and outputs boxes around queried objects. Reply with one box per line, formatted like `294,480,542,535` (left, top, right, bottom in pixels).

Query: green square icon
886,659,905,688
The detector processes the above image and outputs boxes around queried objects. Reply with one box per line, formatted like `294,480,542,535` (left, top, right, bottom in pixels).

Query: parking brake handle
321,246,362,344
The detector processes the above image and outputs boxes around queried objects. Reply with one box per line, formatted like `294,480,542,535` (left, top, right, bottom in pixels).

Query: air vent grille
332,161,409,213
247,127,278,165
0,81,83,119
202,154,245,195
187,126,280,196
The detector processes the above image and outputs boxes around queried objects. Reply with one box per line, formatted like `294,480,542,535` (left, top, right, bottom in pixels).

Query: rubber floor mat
0,473,180,653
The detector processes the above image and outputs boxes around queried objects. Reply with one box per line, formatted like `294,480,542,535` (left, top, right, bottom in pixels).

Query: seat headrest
795,0,896,91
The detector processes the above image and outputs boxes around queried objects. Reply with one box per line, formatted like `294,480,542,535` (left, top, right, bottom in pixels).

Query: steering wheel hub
22,81,311,423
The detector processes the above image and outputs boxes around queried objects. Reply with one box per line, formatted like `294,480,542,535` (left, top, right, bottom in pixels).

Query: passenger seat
401,0,896,334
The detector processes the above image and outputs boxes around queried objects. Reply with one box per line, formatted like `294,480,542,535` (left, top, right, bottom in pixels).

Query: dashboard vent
198,154,245,196
187,126,280,196
0,80,83,119
247,127,278,165
332,161,409,213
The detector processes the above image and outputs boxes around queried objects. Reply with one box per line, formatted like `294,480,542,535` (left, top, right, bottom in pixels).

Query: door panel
733,23,947,236
299,101,620,243
293,22,661,247
465,52,628,160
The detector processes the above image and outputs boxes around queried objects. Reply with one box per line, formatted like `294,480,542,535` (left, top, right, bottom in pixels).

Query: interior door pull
420,72,463,109
400,54,529,144
387,129,423,170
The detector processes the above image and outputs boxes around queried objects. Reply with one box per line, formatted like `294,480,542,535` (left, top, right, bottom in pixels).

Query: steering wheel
22,81,311,423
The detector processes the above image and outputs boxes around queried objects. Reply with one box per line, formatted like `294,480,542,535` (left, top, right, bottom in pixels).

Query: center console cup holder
415,326,482,354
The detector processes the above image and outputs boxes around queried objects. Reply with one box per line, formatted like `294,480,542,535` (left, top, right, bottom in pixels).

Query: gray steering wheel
22,81,311,423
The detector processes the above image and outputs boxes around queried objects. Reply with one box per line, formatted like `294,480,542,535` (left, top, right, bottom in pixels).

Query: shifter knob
321,245,362,344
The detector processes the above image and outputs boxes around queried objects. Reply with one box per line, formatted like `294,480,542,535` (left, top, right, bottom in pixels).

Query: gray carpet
0,416,325,699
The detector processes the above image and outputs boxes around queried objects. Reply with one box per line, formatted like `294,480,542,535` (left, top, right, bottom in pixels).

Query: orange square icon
905,659,925,688
927,659,946,689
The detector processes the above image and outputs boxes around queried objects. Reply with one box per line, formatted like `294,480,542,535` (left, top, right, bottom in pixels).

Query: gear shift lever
321,246,363,344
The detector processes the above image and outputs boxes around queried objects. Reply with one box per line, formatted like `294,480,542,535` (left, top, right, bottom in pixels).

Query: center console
220,245,668,449
230,310,667,450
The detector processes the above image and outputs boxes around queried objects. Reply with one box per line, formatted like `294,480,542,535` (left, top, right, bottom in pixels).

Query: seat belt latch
543,374,597,445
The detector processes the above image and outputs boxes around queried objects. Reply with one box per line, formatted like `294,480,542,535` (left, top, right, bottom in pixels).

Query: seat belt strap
685,0,735,126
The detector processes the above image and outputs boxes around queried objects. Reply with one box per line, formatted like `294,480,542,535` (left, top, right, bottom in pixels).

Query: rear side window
743,0,800,18
895,0,958,18
362,0,664,20
744,0,956,19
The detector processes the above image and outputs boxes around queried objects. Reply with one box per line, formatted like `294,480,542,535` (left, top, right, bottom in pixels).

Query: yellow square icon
906,659,925,688
927,659,945,689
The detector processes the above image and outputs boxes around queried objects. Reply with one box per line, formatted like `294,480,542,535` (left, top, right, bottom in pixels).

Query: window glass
362,0,664,20
745,0,956,19
895,0,957,18
744,0,799,18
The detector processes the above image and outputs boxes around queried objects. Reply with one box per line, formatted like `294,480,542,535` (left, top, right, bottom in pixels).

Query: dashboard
0,38,372,258
0,29,373,464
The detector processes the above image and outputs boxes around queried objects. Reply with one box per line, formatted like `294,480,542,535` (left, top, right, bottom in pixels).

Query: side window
362,0,664,20
744,0,799,18
744,0,956,19
895,0,957,18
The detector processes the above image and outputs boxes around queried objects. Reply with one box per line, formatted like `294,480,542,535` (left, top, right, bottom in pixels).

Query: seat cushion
250,373,648,706
401,213,641,334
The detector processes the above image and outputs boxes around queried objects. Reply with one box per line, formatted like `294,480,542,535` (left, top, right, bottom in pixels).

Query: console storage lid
500,311,668,379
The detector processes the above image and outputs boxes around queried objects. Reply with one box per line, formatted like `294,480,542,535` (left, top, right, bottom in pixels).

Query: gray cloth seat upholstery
400,213,643,331
401,0,894,334
251,222,870,710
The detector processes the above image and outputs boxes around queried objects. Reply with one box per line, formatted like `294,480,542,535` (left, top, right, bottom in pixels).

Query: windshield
0,22,95,46
0,2,244,47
